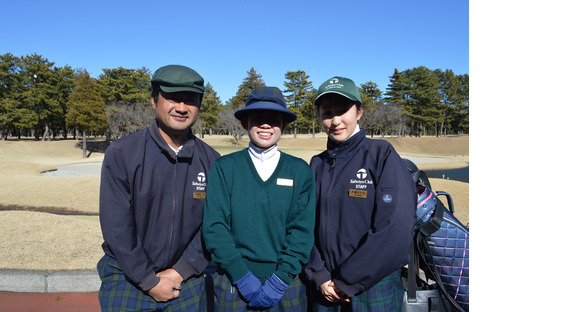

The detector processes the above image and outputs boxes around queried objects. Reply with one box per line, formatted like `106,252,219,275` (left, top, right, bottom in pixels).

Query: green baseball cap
151,65,205,94
314,76,362,106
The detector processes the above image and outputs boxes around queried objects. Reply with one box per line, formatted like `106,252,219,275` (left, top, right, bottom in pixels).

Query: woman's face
318,94,363,142
243,110,286,150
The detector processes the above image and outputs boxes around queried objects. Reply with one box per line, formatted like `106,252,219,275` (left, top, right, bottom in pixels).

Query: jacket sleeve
202,159,249,283
172,227,208,280
274,163,316,285
99,142,159,291
303,155,332,288
333,147,416,297
304,245,333,289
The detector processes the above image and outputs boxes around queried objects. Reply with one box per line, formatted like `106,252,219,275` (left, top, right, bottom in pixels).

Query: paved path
0,291,99,312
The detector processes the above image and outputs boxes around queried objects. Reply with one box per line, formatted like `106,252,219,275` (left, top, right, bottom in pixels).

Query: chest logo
350,168,373,190
192,171,208,196
383,194,393,203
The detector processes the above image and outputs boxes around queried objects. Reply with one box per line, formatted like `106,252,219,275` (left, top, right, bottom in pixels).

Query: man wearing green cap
98,65,220,311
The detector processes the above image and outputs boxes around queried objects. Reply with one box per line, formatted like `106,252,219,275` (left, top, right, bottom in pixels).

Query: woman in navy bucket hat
233,86,297,122
203,86,315,311
304,77,416,311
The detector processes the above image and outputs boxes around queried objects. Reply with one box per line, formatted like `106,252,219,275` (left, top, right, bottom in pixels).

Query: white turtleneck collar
248,141,280,181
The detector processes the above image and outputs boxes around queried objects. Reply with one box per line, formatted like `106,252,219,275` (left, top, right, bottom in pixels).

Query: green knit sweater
202,149,315,284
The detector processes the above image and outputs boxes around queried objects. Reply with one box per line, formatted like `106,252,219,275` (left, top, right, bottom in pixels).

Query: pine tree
67,70,108,157
199,83,222,136
283,70,314,137
226,67,265,109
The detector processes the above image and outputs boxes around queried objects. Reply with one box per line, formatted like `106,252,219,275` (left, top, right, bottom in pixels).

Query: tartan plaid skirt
97,255,207,311
210,271,307,311
308,270,404,312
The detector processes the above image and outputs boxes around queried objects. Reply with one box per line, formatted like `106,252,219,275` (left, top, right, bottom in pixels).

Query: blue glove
249,273,289,308
234,272,262,302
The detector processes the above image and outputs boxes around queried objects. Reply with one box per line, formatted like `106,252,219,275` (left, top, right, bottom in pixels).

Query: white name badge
277,178,294,187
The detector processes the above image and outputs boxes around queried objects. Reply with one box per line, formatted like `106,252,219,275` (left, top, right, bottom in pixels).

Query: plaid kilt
97,254,207,311
211,271,307,311
308,270,404,312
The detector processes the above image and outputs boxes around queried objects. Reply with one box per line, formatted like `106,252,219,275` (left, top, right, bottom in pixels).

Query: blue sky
3,0,468,102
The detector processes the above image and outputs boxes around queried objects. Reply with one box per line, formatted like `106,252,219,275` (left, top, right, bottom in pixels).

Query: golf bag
402,159,469,312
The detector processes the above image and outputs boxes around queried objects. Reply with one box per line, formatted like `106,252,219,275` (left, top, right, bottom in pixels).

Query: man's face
151,90,200,139
243,110,285,150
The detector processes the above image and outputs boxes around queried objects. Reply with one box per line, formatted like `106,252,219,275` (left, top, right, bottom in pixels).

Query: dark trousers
97,255,207,311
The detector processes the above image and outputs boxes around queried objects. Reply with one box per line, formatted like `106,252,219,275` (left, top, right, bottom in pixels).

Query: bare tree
217,105,245,146
105,102,154,141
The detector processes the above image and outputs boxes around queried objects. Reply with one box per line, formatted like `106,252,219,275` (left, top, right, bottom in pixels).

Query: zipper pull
331,158,336,168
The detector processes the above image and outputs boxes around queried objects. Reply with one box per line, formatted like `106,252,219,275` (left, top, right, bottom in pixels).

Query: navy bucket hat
234,86,297,122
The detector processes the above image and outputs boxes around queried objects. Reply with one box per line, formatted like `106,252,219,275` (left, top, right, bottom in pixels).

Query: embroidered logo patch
382,194,393,203
193,171,208,198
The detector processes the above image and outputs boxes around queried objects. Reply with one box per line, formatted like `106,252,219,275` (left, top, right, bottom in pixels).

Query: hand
157,268,184,285
320,280,350,303
148,276,181,302
234,272,262,302
249,274,288,308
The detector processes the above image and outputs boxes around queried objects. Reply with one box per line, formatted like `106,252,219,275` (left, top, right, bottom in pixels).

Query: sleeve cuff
225,258,249,283
333,279,361,298
173,258,195,281
138,271,160,292
274,270,293,285
311,269,332,290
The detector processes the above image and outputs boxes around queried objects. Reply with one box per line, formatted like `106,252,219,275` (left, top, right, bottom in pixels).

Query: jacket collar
325,127,366,158
149,119,196,159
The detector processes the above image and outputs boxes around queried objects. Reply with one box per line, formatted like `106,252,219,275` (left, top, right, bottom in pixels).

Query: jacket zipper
168,160,177,264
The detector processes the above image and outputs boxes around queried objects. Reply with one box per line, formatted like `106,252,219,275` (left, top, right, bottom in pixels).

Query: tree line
1,53,468,146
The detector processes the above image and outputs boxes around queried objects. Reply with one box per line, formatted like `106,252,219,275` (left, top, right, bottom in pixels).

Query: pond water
424,166,469,183
42,161,469,183
42,163,102,176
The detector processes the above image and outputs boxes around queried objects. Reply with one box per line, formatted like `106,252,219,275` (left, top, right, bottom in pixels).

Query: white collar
248,142,278,163
348,124,361,140
169,137,188,155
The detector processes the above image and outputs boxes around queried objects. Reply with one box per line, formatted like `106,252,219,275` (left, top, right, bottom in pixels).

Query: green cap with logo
314,76,362,106
151,65,205,94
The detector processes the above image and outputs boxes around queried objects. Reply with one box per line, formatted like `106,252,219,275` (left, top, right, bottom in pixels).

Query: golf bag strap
417,197,445,237
407,242,418,303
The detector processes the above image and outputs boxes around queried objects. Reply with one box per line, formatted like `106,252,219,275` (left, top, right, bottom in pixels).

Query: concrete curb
0,270,100,293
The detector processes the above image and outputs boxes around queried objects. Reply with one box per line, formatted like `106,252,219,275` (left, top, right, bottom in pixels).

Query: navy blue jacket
99,120,219,291
304,129,415,297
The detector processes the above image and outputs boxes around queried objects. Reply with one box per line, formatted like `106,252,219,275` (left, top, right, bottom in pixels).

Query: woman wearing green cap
304,77,416,311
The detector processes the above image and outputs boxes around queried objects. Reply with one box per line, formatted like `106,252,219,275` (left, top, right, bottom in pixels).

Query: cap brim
234,101,297,122
159,85,204,94
314,91,359,106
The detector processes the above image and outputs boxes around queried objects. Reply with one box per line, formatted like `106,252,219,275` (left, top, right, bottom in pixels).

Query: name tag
277,178,294,187
194,192,206,199
349,189,367,198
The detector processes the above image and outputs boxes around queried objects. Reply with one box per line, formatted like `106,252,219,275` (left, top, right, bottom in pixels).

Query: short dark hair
151,83,161,104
